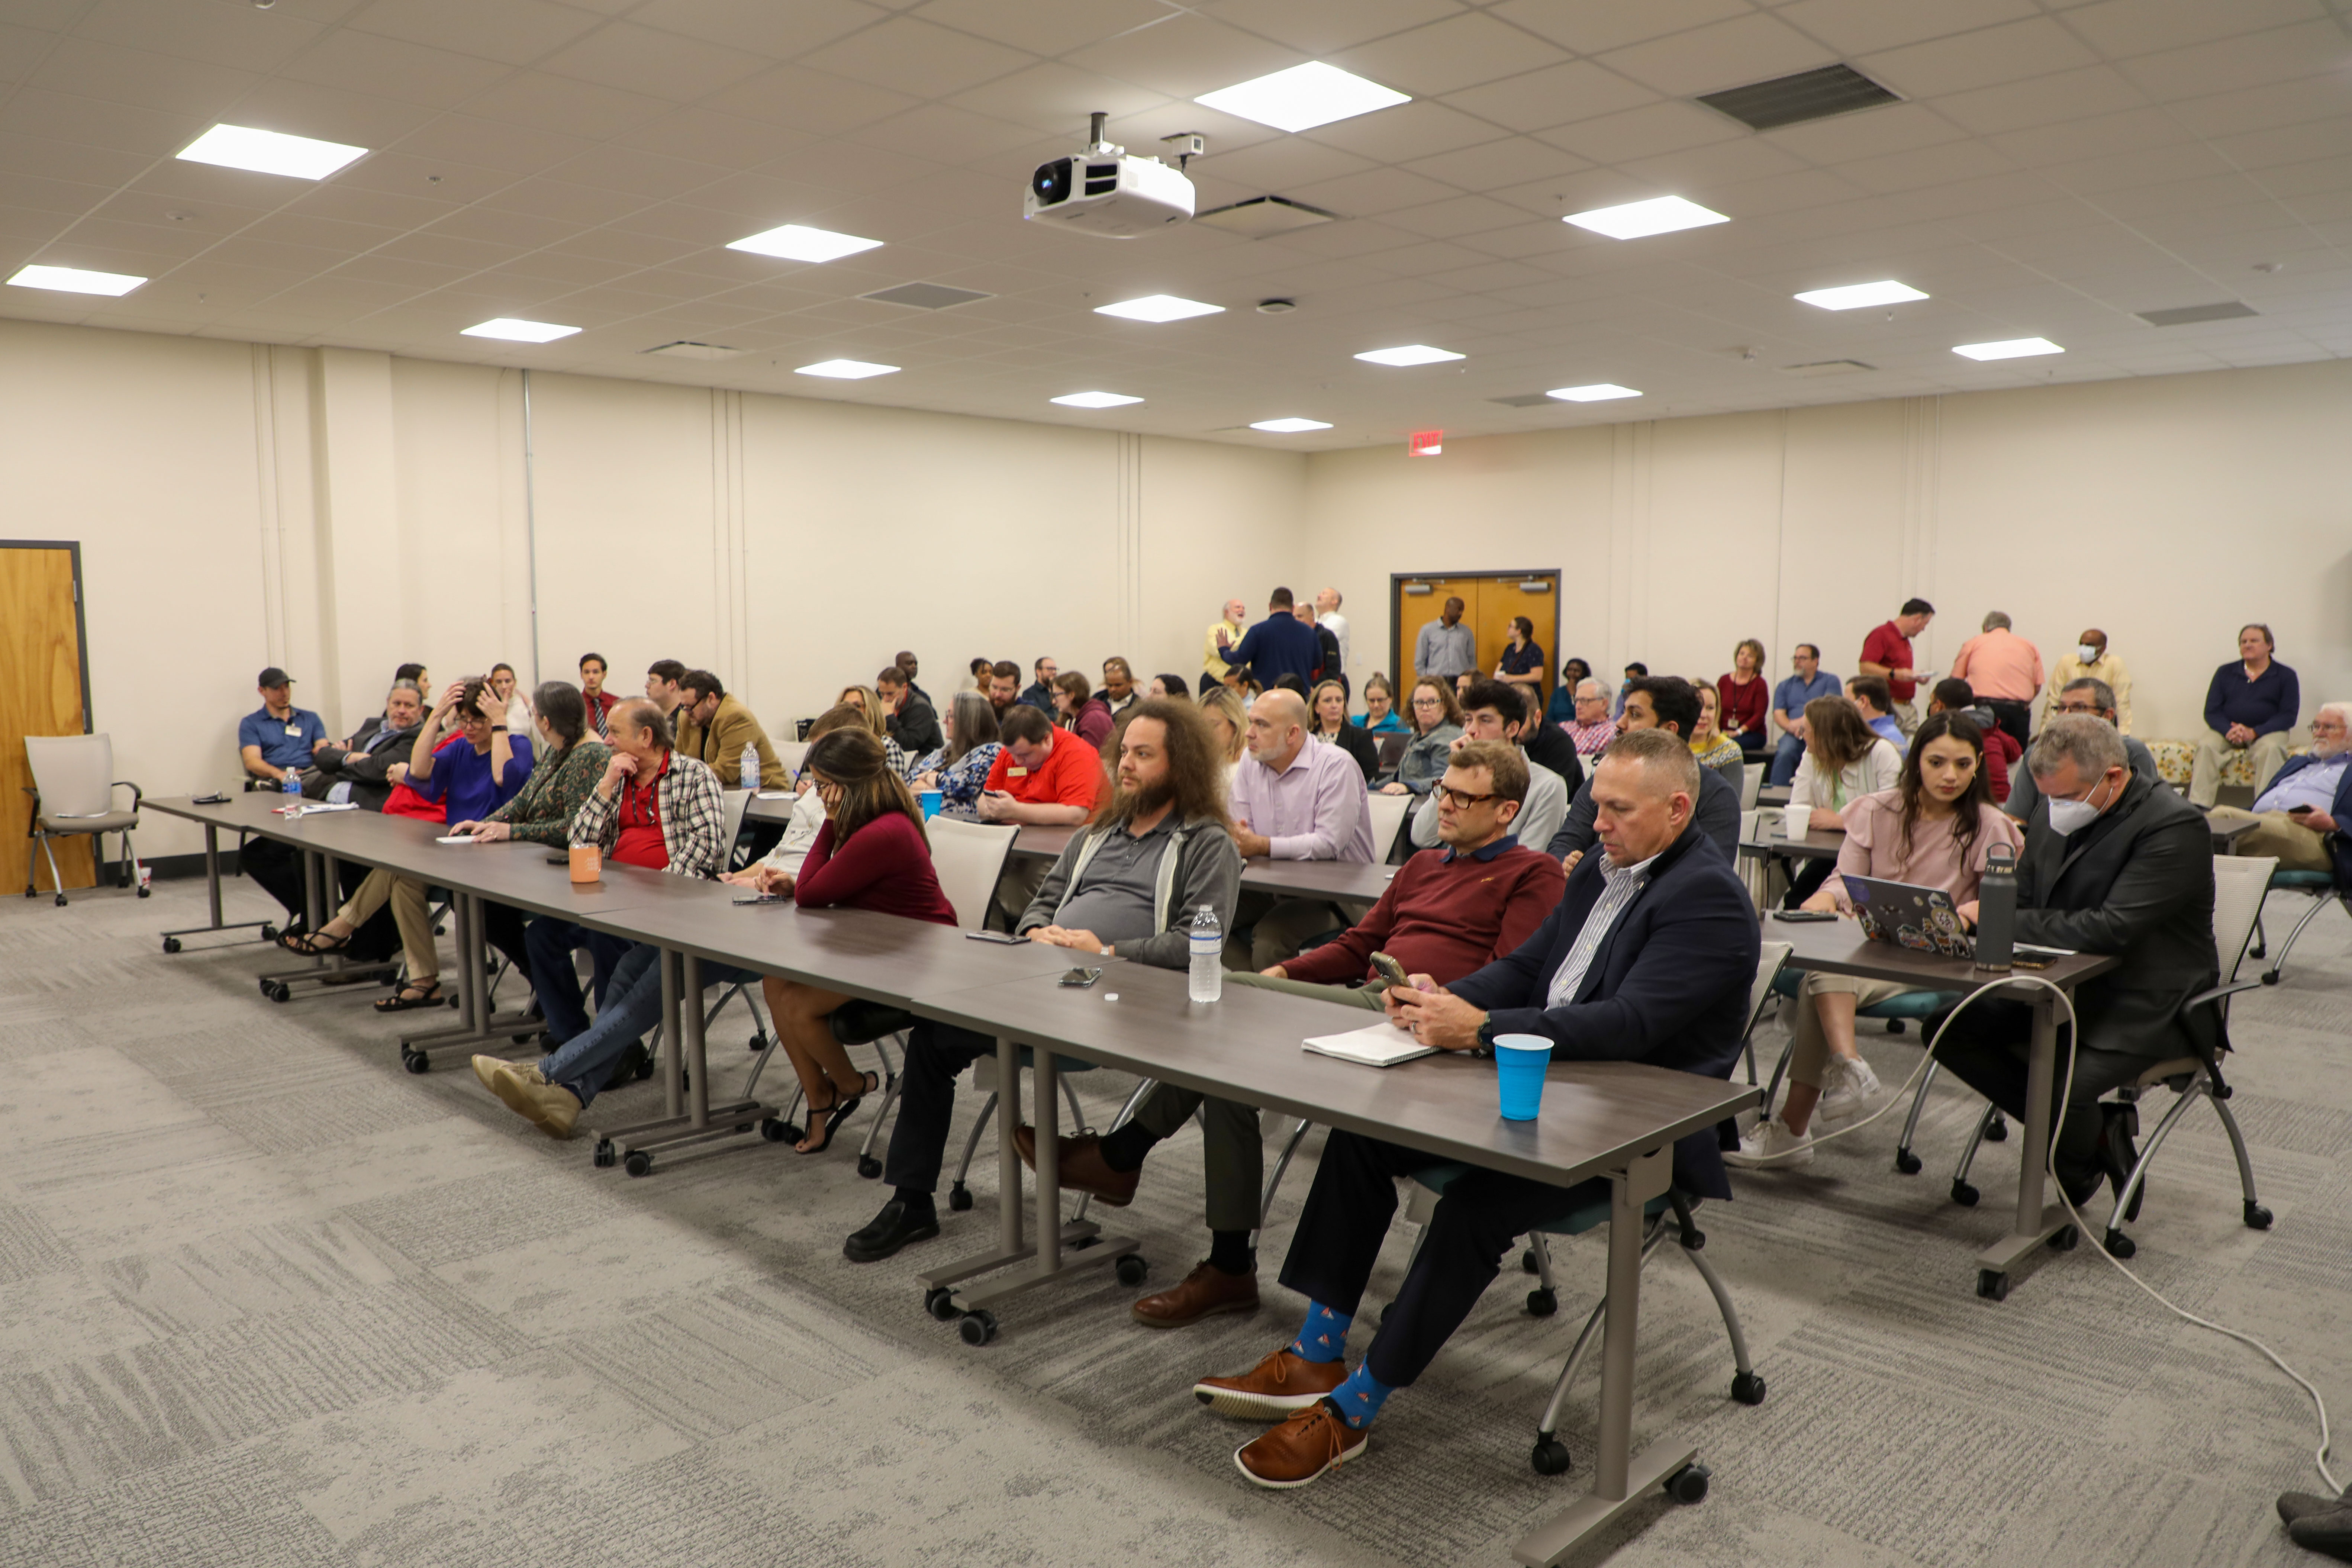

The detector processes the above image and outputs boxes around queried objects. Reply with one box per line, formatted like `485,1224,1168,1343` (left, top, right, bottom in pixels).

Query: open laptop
1840,874,2074,964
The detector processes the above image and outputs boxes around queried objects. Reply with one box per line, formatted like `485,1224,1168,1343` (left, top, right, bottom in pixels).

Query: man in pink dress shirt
1228,689,1375,967
1948,611,2043,751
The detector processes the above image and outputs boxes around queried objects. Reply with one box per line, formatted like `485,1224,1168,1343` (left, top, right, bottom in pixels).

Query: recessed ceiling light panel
796,359,898,379
1196,62,1410,133
1250,417,1332,433
1563,196,1729,240
1953,337,2063,361
728,223,883,263
1051,391,1144,408
462,318,579,343
1354,345,1463,367
177,123,367,180
1095,294,1223,323
7,264,145,296
1546,384,1641,402
1794,280,1928,310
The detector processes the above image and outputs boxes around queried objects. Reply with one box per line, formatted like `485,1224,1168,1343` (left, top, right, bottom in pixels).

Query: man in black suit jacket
1936,714,2220,1203
1192,730,1761,1489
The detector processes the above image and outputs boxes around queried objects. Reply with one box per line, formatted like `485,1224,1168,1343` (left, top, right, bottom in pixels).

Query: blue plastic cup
918,789,944,820
1494,1034,1553,1122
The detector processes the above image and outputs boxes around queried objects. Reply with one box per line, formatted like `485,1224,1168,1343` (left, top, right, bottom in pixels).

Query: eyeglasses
1411,696,1442,708
2056,701,2104,715
1436,785,1500,809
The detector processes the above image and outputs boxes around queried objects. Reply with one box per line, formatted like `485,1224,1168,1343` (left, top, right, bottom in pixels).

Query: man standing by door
1414,596,1475,685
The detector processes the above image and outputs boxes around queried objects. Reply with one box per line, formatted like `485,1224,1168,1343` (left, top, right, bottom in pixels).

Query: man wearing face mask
2041,629,2132,735
1937,715,2220,1208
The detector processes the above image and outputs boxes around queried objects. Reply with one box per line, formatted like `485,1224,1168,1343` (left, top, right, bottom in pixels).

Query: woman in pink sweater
753,728,956,1153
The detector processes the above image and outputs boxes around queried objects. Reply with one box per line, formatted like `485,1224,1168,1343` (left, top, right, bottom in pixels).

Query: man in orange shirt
1948,611,2043,751
977,703,1108,918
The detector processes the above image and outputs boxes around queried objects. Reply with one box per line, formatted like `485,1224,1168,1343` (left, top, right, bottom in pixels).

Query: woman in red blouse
1718,637,1769,755
754,728,958,1153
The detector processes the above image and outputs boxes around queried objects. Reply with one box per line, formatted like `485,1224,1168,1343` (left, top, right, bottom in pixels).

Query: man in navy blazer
1221,586,1325,690
1191,730,1761,1490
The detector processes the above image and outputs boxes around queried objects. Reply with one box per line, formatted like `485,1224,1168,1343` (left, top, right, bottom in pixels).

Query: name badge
1006,766,1029,777
284,724,304,738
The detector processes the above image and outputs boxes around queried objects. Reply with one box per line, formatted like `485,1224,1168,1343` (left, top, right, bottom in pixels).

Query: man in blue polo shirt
238,667,327,785
1766,643,1842,786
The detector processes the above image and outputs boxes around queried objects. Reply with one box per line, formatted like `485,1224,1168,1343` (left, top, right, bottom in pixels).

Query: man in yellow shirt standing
2042,628,2133,734
1200,596,1246,696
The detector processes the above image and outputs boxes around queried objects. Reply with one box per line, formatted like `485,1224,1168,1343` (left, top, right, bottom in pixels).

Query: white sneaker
1815,1055,1882,1123
1724,1117,1813,1169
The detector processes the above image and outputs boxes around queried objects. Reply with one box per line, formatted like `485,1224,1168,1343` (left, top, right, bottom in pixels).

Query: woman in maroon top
1718,637,1769,755
754,728,957,1153
1051,670,1114,751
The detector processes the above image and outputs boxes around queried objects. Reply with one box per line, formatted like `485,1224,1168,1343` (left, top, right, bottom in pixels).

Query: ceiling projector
1025,115,1196,238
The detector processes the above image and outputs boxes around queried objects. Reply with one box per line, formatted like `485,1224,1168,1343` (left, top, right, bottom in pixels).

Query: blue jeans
537,943,754,1110
1767,731,1807,786
526,917,635,1044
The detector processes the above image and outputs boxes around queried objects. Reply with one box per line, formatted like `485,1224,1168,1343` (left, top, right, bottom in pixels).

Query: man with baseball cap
238,667,328,785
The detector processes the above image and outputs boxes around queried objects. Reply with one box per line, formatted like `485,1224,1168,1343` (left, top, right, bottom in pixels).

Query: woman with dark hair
1719,638,1769,754
488,662,531,730
1494,614,1545,701
906,691,1002,808
1051,670,1114,750
1147,673,1192,701
1380,676,1463,796
752,727,957,1153
959,656,992,695
1307,677,1378,783
1731,711,2023,1169
1545,656,1592,728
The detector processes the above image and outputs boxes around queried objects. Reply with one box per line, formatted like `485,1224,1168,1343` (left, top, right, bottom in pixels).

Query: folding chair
23,734,144,905
2249,837,2346,983
1739,762,1763,812
1364,789,1413,865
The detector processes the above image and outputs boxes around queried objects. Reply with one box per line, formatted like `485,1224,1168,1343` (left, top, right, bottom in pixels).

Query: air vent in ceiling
862,282,992,310
643,341,741,360
1489,392,1560,408
1195,195,1338,238
2136,301,2259,327
1780,359,1875,377
1699,64,1900,132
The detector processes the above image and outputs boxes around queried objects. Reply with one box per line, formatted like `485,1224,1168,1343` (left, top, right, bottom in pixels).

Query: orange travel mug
569,845,601,883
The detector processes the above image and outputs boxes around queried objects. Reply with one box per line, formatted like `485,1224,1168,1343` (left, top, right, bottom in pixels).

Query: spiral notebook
1302,1020,1435,1068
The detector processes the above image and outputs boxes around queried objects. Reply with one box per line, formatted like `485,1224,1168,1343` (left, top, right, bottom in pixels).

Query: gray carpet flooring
2,875,2346,1567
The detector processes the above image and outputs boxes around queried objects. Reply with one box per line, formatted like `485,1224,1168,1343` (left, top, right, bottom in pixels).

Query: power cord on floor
1748,971,2338,1494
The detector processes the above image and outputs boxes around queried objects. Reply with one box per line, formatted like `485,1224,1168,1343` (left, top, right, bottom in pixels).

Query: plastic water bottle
740,741,761,791
281,772,301,797
1188,903,1222,1003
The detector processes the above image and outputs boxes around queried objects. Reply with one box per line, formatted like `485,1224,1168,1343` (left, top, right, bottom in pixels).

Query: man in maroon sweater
1018,741,1565,1332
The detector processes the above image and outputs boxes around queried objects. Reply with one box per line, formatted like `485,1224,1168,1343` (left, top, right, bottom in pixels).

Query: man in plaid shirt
482,698,750,1139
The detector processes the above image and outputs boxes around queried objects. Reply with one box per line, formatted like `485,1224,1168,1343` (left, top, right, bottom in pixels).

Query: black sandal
373,980,442,1013
279,928,349,956
798,1072,879,1154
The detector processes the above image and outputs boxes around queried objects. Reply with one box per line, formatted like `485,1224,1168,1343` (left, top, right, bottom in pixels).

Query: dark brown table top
922,960,1756,1191
1769,914,2118,991
1739,822,1846,861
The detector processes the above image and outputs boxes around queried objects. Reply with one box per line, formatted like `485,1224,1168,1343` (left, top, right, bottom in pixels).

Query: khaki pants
1226,970,1388,1010
2204,806,2333,873
1891,699,1919,738
1785,972,1921,1088
1224,892,1345,971
2190,728,2293,807
336,867,436,981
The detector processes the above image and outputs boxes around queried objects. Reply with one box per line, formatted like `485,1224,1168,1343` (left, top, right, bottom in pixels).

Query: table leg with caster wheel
398,894,541,1069
1970,986,2072,1297
161,823,274,952
593,950,780,1175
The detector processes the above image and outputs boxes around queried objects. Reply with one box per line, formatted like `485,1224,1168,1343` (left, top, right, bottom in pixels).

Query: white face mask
2045,771,2117,836
2076,644,2100,664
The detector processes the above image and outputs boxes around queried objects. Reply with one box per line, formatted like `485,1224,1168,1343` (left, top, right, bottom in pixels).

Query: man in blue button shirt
1766,644,1842,786
1223,587,1324,690
238,667,327,785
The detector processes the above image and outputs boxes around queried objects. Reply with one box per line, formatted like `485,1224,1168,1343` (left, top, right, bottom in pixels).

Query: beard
1114,775,1174,817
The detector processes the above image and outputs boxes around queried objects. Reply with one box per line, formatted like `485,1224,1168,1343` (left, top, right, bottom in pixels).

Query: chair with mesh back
23,734,144,907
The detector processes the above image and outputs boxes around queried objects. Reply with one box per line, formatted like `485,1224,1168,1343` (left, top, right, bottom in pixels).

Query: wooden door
1397,576,1484,691
1,543,94,894
1392,572,1562,707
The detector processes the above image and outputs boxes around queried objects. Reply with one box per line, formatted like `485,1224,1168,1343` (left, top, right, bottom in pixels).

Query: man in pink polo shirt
1948,611,2044,751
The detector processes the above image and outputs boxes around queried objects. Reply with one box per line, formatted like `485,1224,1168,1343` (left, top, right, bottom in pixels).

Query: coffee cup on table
1782,803,1812,837
569,845,602,883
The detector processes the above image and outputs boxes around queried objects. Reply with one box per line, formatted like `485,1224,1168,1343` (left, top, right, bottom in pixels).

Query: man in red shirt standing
1858,598,1934,737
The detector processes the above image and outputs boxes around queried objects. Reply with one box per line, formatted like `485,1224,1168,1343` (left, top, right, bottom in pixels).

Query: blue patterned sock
1327,1362,1397,1429
1290,1301,1351,1363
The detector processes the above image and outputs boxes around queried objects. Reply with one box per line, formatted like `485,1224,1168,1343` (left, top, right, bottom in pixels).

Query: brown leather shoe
1234,1401,1367,1489
1009,1125,1137,1207
1192,1346,1346,1420
1132,1259,1259,1328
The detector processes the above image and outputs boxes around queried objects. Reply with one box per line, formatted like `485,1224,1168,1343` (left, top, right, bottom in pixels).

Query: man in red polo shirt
977,703,1107,918
1858,598,1934,736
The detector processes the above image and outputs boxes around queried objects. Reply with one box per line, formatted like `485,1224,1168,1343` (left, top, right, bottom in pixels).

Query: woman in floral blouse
905,691,1003,809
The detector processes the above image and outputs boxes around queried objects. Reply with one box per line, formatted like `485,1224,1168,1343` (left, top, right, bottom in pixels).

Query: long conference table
148,792,1755,1562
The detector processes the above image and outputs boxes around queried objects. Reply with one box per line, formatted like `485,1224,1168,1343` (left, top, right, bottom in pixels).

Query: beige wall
1307,364,2352,741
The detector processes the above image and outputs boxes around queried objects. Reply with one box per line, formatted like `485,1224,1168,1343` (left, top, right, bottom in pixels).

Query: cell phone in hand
1771,909,1840,923
1368,950,1411,989
2288,805,2314,815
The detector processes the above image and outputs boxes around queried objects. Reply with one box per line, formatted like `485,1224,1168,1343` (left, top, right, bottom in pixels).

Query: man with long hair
844,699,1242,1264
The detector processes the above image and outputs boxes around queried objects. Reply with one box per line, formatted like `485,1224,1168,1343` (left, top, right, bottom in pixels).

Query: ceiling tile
538,21,773,100
697,64,921,134
619,107,820,171
1183,135,1376,196
1437,60,1662,135
0,85,210,157
463,70,677,138
1380,192,1544,239
277,30,514,110
1299,100,1508,165
1330,13,1569,97
946,61,1170,136
801,15,1036,99
1402,135,1591,194
1535,100,1745,164
2060,0,2326,60
229,79,445,149
1598,14,1838,98
1773,0,2039,58
1061,12,1298,99
30,36,256,118
1855,19,2101,99
919,0,1183,56
345,0,605,68
2165,74,2351,139
1933,65,2150,136
73,0,326,71
1489,0,1752,57
2116,19,2352,100
1283,165,1462,217
629,0,887,58
1763,102,1966,165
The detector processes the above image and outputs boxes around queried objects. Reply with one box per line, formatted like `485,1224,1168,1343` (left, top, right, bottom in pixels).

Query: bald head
608,697,672,760
1245,689,1309,770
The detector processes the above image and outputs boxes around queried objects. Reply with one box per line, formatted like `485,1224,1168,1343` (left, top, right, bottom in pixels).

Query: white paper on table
1302,1020,1436,1068
434,834,483,844
755,790,793,800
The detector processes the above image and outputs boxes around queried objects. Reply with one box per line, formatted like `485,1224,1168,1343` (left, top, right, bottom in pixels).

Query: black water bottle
1974,844,2017,972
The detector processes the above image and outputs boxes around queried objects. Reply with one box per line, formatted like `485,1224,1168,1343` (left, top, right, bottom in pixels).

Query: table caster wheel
760,1118,799,1143
2103,1229,2135,1259
1525,1288,1557,1317
1114,1254,1148,1287
266,982,291,1004
260,924,278,943
1984,1113,2008,1143
748,1033,764,1053
925,1286,960,1322
137,884,150,899
1976,1269,2009,1301
1731,1371,1767,1405
2047,1224,2079,1252
258,977,273,996
1950,1179,1979,1207
161,936,181,953
54,894,67,907
1894,1148,1923,1175
856,1155,882,1179
1529,1437,1572,1477
401,1049,429,1075
624,1151,653,1178
947,1182,973,1212
1665,1462,1710,1504
594,1140,617,1168
1885,1018,1905,1035
2245,1202,2273,1230
1520,1247,1539,1275
958,1309,997,1346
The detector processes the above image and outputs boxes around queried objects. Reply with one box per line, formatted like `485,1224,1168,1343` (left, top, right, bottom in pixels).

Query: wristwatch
1472,1014,1499,1059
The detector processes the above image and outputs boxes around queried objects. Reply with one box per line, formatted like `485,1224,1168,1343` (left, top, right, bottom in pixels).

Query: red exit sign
1408,429,1443,456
